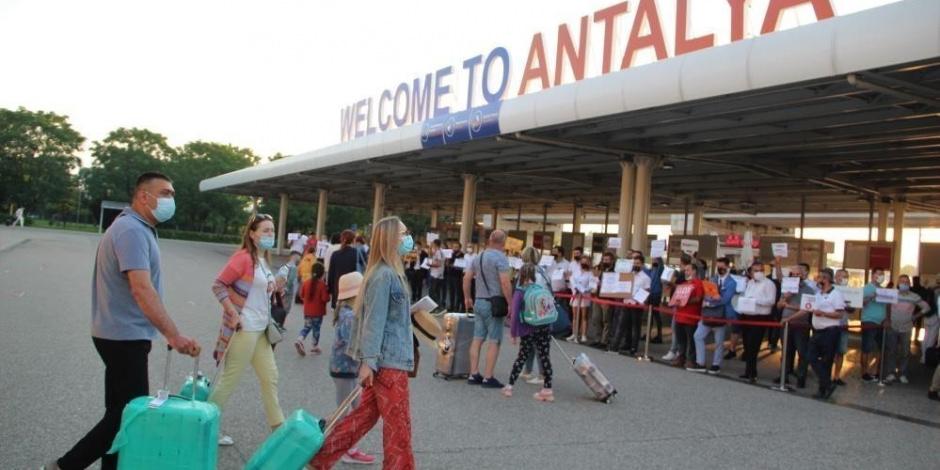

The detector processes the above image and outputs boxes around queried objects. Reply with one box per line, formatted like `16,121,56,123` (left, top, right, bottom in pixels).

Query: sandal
533,389,554,402
294,339,306,357
501,385,513,398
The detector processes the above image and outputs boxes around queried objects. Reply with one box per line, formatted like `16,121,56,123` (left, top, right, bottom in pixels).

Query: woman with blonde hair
209,213,285,446
310,216,416,470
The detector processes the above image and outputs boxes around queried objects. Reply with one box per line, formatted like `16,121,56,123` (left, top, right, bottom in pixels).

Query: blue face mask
147,193,175,223
258,235,275,250
899,284,911,292
398,234,414,256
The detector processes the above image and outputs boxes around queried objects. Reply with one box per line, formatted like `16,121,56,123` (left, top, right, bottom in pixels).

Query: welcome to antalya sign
338,0,900,145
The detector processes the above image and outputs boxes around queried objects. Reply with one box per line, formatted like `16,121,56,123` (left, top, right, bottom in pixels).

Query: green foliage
0,107,83,216
83,127,176,206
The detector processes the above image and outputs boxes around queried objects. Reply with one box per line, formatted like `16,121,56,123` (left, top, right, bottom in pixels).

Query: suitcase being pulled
108,348,220,470
433,312,474,380
552,337,617,404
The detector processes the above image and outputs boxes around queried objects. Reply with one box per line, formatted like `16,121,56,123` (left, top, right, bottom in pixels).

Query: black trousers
429,277,445,307
674,323,696,362
650,295,663,337
809,327,841,393
739,315,767,379
446,270,464,310
785,325,811,379
59,337,151,470
618,306,644,352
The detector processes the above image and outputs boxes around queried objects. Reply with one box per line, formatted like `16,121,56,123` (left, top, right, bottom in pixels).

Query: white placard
539,254,555,267
607,237,622,249
736,296,757,314
287,232,300,242
453,258,467,269
508,257,524,270
876,288,899,304
772,243,789,258
781,277,800,294
551,269,566,291
315,241,330,259
650,239,666,259
426,232,439,245
588,276,599,292
631,289,650,304
800,294,817,311
614,259,632,273
411,296,438,313
835,286,863,309
601,272,632,297
680,239,699,255
441,249,454,259
730,274,747,294
661,267,677,282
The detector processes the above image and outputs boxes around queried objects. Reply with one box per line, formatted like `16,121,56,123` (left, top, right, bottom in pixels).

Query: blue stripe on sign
420,101,501,149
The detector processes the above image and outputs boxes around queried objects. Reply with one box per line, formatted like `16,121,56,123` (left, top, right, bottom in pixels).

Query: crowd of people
42,171,940,470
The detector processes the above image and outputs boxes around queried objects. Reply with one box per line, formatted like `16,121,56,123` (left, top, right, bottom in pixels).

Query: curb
0,238,29,253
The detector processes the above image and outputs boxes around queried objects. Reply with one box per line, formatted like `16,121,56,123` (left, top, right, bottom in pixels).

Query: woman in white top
210,214,285,445
738,261,777,382
568,255,594,343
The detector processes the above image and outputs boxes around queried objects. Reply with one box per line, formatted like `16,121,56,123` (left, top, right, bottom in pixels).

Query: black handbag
270,292,288,327
478,252,508,318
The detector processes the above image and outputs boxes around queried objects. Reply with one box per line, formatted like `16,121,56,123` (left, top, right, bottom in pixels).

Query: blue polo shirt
861,283,887,324
91,207,162,341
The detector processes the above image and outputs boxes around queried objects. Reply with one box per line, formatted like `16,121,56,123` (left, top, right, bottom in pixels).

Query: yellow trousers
208,330,285,427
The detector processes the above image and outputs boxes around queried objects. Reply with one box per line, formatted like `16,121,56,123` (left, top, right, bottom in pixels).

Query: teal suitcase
179,371,211,402
108,348,220,470
244,386,361,470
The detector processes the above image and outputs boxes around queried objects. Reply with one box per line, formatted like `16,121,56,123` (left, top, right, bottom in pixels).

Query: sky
0,0,900,165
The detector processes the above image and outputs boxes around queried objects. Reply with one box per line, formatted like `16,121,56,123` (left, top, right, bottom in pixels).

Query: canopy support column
372,182,386,232
277,193,288,256
692,204,704,235
892,200,906,277
631,156,656,253
430,209,439,230
316,189,328,241
572,204,582,234
617,161,636,257
459,174,477,246
877,200,890,242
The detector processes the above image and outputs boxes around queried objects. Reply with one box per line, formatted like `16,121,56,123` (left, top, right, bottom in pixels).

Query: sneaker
519,372,533,381
481,377,504,389
501,385,513,398
899,375,909,385
294,339,306,357
861,373,874,383
662,351,677,361
708,366,721,375
467,373,484,385
218,435,234,446
533,388,555,402
885,373,897,383
341,449,377,465
565,335,577,343
525,375,543,385
833,378,847,386
580,335,588,343
686,364,707,373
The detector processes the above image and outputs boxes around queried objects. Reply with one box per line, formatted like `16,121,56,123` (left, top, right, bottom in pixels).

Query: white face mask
753,272,766,282
874,275,885,284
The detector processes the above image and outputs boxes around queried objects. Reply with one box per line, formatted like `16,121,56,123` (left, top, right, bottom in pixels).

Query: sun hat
337,272,363,301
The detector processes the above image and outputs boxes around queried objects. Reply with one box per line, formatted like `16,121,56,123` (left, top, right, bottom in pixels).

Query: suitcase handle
550,336,575,365
164,344,201,403
322,386,362,435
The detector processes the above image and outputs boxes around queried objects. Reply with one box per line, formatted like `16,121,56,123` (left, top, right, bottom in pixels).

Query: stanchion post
771,321,792,392
639,304,653,362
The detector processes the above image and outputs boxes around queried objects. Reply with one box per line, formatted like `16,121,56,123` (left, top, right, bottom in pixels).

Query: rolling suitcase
434,312,474,380
552,337,617,404
244,386,362,470
108,347,220,470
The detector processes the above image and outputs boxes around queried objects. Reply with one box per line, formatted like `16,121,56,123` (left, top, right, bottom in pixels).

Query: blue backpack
522,283,559,326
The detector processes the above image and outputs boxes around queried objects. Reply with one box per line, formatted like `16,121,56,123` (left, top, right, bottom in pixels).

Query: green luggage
108,347,220,470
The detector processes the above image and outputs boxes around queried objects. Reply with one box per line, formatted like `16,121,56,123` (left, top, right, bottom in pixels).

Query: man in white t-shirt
428,239,445,307
548,245,569,292
289,232,308,255
787,268,846,400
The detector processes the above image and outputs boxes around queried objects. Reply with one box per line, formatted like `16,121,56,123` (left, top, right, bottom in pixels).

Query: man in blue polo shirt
861,267,889,383
46,172,200,470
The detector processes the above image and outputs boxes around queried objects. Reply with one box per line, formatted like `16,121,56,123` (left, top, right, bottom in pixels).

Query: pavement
1,226,938,469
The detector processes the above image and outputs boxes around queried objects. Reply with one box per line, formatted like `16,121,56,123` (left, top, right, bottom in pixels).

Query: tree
167,141,258,234
83,128,175,217
0,107,83,216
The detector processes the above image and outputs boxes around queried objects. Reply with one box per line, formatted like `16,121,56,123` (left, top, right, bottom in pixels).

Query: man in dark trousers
45,172,200,470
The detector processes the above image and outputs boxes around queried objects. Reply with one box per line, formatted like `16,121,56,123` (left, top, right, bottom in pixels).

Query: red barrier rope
552,291,883,331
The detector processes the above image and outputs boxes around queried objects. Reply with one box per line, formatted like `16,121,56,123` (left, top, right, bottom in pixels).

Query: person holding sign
775,263,815,388
587,252,616,349
831,269,854,387
738,261,777,383
617,254,651,356
860,268,889,383
568,255,594,343
427,239,446,308
445,242,466,312
885,275,930,384
688,258,737,374
671,262,703,368
784,269,846,400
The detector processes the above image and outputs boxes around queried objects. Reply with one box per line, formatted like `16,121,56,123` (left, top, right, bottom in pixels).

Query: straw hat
337,272,363,301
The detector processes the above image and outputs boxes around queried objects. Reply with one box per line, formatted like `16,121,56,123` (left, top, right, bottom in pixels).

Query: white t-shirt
742,278,777,315
241,261,273,332
430,249,445,279
812,287,846,330
548,259,569,292
289,235,308,254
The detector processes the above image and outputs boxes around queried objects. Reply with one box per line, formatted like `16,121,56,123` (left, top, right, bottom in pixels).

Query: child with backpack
295,263,329,356
502,263,555,402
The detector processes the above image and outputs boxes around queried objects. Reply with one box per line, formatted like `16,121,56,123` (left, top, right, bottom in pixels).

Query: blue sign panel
420,101,501,149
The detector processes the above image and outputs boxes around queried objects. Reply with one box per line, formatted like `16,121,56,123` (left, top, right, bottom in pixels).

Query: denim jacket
330,304,359,378
347,263,414,372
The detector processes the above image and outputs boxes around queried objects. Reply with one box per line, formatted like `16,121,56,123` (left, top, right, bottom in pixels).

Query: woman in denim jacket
310,216,416,470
